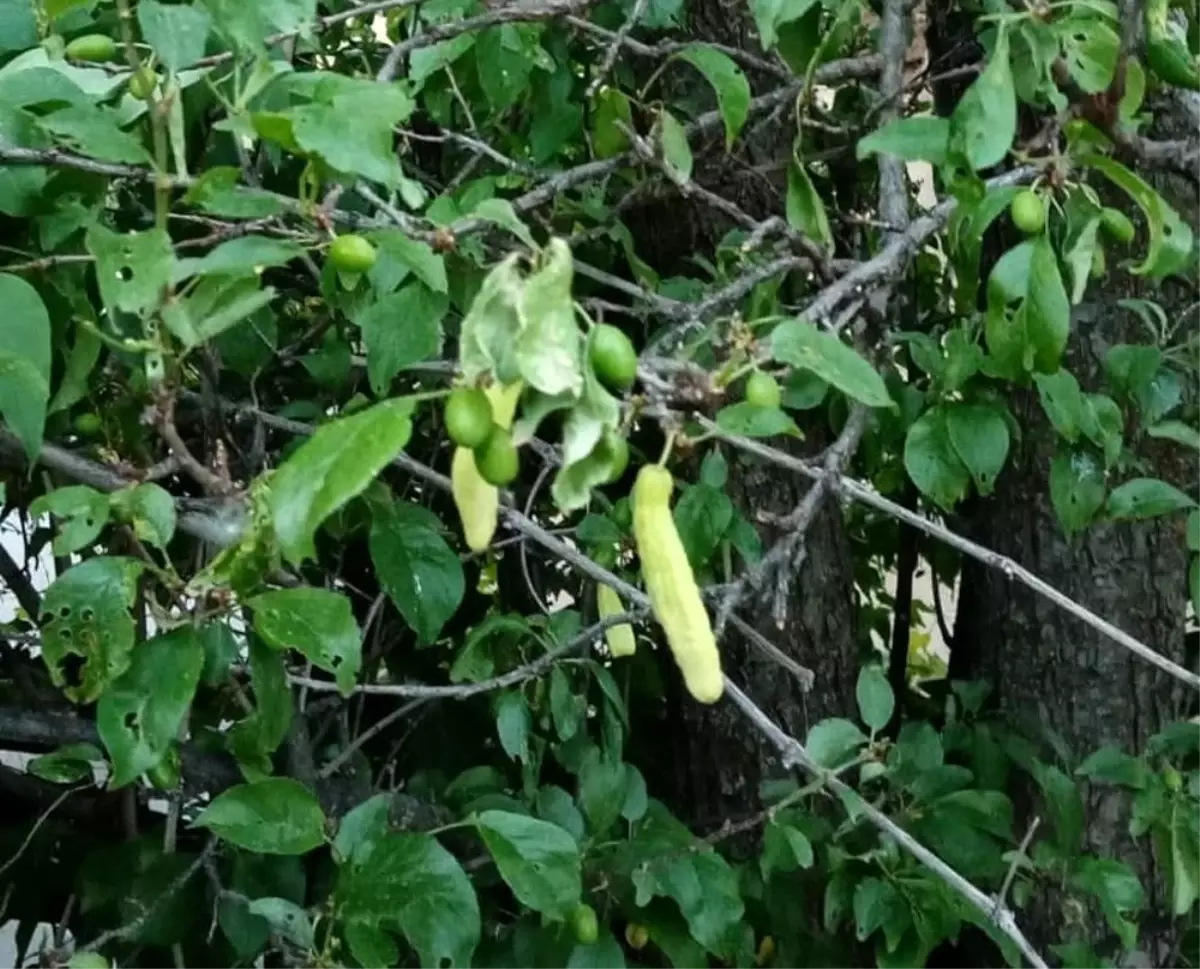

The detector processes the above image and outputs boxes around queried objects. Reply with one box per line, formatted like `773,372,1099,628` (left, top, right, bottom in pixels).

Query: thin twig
318,697,428,779
0,783,84,880
584,0,650,98
995,816,1040,918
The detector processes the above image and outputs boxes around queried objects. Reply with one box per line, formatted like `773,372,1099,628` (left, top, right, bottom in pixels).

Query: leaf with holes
97,626,203,788
270,397,414,564
1106,478,1196,521
31,485,110,555
0,273,51,460
675,46,750,148
370,500,464,644
946,402,1010,496
110,483,177,548
1057,17,1119,93
475,810,582,919
39,557,146,704
86,224,175,315
1050,448,1107,536
250,587,362,694
195,778,325,854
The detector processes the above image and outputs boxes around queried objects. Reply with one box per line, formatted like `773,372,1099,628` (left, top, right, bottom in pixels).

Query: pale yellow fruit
598,583,636,657
632,465,723,703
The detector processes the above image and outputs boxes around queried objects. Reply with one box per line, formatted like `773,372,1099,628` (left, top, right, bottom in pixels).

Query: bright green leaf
475,810,582,919
772,319,893,408
857,115,949,165
948,26,1016,171
31,485,110,555
195,778,325,855
856,664,894,733
946,402,1010,496
659,109,693,184
138,0,212,72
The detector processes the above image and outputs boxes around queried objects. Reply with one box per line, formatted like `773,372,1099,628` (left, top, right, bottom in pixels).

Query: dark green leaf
676,45,750,148
772,319,893,408
354,282,447,395
1106,477,1195,521
1050,448,1106,536
370,231,448,294
495,691,531,762
578,750,626,834
948,27,1015,171
567,930,627,969
673,483,733,569
195,778,325,855
28,742,102,784
1076,746,1149,788
945,402,1010,496
270,398,414,564
1034,369,1089,443
904,407,970,511
475,810,582,919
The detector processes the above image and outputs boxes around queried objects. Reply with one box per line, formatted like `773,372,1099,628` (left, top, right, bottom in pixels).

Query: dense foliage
0,0,1196,966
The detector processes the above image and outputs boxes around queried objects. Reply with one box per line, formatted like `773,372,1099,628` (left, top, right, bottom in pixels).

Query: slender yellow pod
632,464,723,703
451,381,524,552
597,583,636,658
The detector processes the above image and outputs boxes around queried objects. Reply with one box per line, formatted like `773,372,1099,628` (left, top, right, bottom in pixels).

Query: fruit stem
657,431,676,466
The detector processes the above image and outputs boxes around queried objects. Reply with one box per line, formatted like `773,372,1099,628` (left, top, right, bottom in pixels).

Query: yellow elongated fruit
598,583,636,657
451,382,522,551
632,464,723,703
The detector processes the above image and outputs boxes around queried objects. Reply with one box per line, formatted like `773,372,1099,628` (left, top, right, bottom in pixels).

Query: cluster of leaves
0,0,1195,964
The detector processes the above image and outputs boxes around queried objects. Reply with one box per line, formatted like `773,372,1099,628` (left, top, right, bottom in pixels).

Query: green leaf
760,820,814,880
1076,746,1149,788
97,627,203,788
1031,759,1084,854
163,274,277,350
495,691,530,761
536,786,586,842
86,224,175,316
1106,477,1196,521
673,483,733,570
517,238,585,398
805,718,868,768
715,401,798,438
195,778,326,855
857,116,949,165
32,485,110,555
370,500,463,644
856,664,894,733
338,832,480,967
854,877,909,947
659,109,693,184
40,557,145,704
0,273,51,460
1147,420,1200,451
550,666,582,741
369,231,447,294
353,282,447,395
38,105,151,164
752,0,817,49
270,397,414,564
578,750,626,834
138,0,212,72
676,45,750,148
1064,216,1101,305
475,810,582,919
635,846,744,955
48,323,101,416
946,402,1010,496
459,254,525,384
1034,369,1089,443
200,0,315,49
1105,343,1160,403
1085,393,1124,467
226,636,292,776
786,161,832,250
175,236,303,282
28,742,102,784
250,587,362,694
110,483,177,548
1050,449,1106,536
567,931,627,969
246,897,313,949
772,320,892,408
1082,154,1194,279
290,82,414,189
1071,857,1144,948
904,407,970,511
948,26,1016,171
1168,800,1200,915
0,0,37,52
472,197,537,250
332,792,392,864
198,621,240,687
184,166,288,219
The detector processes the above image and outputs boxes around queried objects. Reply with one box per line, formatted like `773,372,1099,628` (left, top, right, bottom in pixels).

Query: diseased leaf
97,627,203,788
31,485,110,555
250,587,362,694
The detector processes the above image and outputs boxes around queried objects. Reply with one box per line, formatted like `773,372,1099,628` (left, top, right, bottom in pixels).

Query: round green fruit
625,924,650,950
68,953,109,969
1090,244,1106,279
475,428,520,486
1100,208,1135,244
73,412,103,437
328,234,377,274
570,904,599,945
445,387,494,449
589,324,638,392
147,754,180,791
744,370,782,409
598,429,629,484
128,66,158,100
1010,190,1045,235
65,33,117,62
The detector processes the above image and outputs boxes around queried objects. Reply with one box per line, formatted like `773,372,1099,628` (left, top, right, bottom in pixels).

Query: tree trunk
950,97,1199,957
